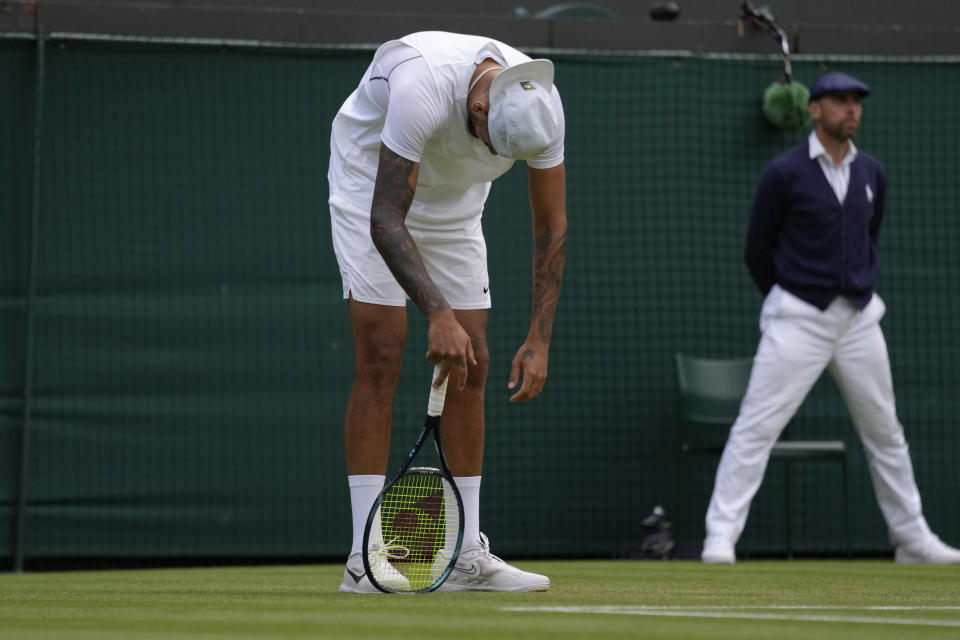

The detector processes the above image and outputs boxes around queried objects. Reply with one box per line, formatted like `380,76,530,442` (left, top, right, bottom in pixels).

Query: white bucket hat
487,59,559,160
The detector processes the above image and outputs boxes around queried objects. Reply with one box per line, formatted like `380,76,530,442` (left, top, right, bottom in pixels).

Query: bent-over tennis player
329,31,566,593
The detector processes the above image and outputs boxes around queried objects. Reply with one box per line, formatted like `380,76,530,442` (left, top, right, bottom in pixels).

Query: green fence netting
1,35,958,567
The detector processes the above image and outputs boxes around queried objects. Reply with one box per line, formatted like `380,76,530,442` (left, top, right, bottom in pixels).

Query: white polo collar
808,130,857,168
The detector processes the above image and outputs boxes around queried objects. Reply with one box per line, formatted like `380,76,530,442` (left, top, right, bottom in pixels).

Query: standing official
702,72,960,564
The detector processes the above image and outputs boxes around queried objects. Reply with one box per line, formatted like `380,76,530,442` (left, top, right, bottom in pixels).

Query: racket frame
361,366,465,594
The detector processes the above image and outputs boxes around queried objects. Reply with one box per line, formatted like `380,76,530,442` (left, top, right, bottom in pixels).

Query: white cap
487,59,559,160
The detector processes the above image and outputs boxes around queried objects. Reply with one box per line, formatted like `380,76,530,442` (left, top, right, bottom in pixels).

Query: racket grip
428,364,449,417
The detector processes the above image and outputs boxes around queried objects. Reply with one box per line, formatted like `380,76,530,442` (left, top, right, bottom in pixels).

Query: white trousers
705,285,933,547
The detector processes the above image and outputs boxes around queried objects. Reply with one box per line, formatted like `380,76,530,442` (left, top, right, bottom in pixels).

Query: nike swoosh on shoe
453,564,478,575
346,568,365,583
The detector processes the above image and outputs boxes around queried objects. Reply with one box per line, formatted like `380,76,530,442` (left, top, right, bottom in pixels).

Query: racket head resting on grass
362,365,465,593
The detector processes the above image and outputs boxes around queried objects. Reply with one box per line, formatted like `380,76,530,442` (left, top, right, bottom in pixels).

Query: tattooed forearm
531,225,567,344
370,145,449,315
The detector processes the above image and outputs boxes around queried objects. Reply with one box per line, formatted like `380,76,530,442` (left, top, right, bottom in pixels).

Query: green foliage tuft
763,81,812,130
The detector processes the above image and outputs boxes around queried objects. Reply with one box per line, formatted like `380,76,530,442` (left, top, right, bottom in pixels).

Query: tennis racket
362,364,465,593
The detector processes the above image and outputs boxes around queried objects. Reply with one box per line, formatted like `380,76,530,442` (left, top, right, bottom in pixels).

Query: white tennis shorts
330,202,491,310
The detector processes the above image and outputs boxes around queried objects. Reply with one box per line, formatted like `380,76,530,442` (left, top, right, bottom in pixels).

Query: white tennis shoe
338,548,410,594
437,533,550,592
895,536,960,564
701,536,736,564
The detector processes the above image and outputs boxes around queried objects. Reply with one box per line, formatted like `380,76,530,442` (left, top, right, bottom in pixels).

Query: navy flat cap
808,72,871,101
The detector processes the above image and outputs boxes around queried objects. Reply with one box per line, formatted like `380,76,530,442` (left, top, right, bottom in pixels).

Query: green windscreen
1,36,958,566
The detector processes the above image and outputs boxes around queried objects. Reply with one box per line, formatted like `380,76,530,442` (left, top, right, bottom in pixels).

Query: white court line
587,605,960,611
502,606,960,628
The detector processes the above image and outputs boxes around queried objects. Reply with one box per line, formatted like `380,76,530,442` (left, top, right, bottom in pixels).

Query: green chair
674,352,850,558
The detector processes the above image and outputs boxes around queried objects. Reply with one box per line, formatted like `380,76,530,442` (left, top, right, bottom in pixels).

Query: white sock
348,475,384,555
454,476,482,545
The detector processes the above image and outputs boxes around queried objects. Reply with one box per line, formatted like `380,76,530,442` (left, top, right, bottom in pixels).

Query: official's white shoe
437,533,550,592
895,536,960,564
339,549,410,593
701,536,736,564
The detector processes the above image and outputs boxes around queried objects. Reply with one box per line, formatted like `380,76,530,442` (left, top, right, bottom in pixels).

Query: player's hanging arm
369,144,475,389
509,162,567,403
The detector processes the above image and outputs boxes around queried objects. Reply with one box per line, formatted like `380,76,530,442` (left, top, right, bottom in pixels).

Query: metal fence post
12,24,46,574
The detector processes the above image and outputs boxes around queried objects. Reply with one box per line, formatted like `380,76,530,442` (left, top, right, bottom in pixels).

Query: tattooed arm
369,144,475,388
509,162,567,403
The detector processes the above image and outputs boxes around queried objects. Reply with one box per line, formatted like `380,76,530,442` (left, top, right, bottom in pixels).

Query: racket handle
428,364,449,417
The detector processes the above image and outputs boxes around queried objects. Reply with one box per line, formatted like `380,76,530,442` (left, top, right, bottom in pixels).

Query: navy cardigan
744,141,886,310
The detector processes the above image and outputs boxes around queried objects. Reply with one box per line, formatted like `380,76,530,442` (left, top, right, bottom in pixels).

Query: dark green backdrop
2,36,959,567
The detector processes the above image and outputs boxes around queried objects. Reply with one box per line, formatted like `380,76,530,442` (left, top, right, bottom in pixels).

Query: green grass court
2,560,959,639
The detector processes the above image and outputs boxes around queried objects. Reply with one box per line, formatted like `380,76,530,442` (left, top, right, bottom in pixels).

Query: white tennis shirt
328,31,565,231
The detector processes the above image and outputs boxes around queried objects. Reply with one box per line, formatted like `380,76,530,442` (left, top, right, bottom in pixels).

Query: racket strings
369,470,460,592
